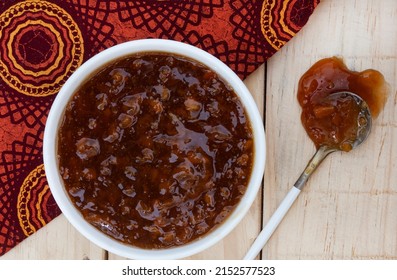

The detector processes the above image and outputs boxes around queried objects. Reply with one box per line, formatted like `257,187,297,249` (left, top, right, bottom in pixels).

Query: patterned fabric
0,0,319,256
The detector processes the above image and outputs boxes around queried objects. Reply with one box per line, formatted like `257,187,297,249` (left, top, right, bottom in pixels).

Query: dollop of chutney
298,57,388,151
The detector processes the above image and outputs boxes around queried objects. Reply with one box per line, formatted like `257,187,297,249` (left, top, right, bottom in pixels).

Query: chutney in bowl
44,39,266,259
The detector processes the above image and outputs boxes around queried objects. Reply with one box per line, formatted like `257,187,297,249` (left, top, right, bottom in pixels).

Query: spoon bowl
332,92,372,150
244,91,372,259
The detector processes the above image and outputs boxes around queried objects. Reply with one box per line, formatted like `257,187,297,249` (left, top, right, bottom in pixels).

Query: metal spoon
243,91,372,260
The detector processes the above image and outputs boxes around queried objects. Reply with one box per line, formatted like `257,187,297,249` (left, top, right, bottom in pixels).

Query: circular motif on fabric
0,1,84,97
17,164,60,237
261,0,318,50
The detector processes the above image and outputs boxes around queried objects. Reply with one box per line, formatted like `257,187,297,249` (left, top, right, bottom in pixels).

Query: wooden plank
0,215,105,259
262,0,397,259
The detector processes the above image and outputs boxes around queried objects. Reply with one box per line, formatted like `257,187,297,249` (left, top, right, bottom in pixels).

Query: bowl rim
43,38,266,259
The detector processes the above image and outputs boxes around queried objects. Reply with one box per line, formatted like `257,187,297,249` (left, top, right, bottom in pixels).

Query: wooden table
2,0,396,260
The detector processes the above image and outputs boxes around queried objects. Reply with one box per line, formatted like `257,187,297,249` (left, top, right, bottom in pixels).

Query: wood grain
262,0,397,259
0,215,105,259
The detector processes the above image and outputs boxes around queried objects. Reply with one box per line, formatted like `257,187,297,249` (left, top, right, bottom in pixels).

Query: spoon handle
243,186,301,260
243,146,335,260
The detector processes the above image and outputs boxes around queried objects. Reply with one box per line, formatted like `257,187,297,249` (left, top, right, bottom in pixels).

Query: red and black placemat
0,0,319,256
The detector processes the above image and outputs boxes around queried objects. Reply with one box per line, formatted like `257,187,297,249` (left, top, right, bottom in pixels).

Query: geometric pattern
0,88,52,128
17,164,59,237
261,0,319,50
0,0,319,256
0,1,84,96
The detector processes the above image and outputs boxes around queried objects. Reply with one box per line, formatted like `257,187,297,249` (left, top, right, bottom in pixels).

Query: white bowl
43,39,266,259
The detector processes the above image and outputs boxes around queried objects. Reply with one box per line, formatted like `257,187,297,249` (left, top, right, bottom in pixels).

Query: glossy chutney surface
58,53,254,248
298,57,388,151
